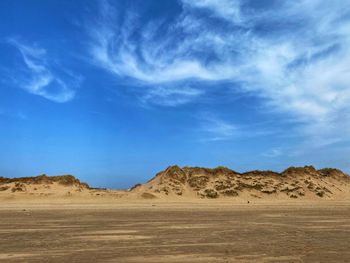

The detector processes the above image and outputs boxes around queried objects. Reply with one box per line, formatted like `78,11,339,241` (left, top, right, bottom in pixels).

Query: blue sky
1,0,350,188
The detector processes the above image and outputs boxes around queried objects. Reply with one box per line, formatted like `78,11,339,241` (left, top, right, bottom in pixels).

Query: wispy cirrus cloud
140,86,204,107
199,115,237,141
6,39,80,103
88,0,350,147
87,1,222,107
181,0,243,24
88,2,217,84
262,148,283,158
198,114,282,142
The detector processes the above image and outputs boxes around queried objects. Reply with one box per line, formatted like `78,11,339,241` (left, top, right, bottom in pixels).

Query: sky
1,0,350,188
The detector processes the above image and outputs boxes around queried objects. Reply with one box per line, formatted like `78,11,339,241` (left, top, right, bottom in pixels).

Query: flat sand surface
0,201,349,262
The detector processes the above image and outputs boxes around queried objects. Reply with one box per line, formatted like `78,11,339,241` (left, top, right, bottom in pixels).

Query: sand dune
131,165,350,201
0,165,349,203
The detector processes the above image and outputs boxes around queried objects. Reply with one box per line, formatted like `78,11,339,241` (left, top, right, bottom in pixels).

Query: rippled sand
0,201,349,262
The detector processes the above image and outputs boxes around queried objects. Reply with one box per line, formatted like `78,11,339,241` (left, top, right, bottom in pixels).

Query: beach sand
0,200,349,262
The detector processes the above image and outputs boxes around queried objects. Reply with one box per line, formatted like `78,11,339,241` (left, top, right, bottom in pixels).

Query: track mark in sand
82,230,139,235
118,253,302,263
119,254,221,263
73,230,151,241
0,253,38,260
311,219,350,223
226,254,303,263
0,228,61,233
259,255,303,262
97,241,257,249
76,235,151,241
250,222,292,227
157,223,215,229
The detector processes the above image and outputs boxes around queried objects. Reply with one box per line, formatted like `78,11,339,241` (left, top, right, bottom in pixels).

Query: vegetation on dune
132,165,349,199
0,174,90,188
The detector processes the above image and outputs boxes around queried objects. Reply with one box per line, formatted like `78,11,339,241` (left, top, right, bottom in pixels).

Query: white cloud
140,86,203,107
7,39,78,103
199,115,238,141
88,0,350,146
181,0,243,24
262,148,282,158
198,114,281,142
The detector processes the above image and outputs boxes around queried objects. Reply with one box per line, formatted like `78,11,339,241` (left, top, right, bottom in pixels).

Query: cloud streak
88,0,350,146
199,116,237,141
140,86,204,107
7,39,79,103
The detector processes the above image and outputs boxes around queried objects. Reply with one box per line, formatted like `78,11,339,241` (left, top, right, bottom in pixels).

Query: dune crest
1,166,349,201
0,174,89,197
131,165,350,200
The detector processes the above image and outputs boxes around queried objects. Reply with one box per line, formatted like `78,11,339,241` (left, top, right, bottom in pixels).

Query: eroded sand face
0,201,349,262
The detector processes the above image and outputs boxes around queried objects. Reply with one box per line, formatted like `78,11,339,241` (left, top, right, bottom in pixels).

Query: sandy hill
1,166,349,201
0,174,90,197
131,166,350,200
0,174,129,201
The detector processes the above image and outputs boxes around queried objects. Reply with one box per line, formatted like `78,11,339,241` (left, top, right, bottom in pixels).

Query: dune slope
131,165,350,200
1,166,349,201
